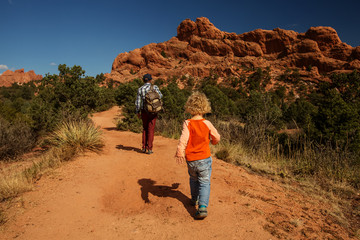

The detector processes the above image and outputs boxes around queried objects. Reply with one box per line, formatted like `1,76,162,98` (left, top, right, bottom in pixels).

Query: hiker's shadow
116,145,143,153
104,127,118,131
138,178,196,217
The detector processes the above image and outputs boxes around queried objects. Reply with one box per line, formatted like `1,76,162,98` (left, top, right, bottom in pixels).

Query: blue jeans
186,157,212,207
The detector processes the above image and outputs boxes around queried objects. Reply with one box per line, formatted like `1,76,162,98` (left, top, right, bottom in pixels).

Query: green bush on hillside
32,64,115,133
161,82,190,120
114,78,143,132
201,84,237,118
245,67,271,91
0,117,36,159
0,64,116,160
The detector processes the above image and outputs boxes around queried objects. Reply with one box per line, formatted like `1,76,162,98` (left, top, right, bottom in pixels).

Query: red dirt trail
1,107,355,240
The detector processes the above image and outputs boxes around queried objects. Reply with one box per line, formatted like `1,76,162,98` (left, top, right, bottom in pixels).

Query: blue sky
1,0,359,77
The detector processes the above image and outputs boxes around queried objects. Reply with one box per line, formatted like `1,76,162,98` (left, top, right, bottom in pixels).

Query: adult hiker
135,73,163,154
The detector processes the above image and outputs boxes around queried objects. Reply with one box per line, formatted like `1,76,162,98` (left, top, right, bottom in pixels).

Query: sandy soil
0,107,356,240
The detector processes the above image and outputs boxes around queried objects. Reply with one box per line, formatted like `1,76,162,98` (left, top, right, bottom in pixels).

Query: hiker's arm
175,121,189,164
204,120,221,145
135,88,142,114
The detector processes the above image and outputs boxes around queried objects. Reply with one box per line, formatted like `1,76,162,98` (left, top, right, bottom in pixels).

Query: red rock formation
0,69,42,87
107,17,360,83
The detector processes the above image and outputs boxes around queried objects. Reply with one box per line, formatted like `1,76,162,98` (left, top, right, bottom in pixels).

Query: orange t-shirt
176,119,220,161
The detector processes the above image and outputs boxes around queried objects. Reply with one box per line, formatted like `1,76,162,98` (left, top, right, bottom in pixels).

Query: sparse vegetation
0,119,104,202
161,50,168,58
0,64,108,225
0,64,114,162
115,69,360,194
0,119,104,228
1,64,359,234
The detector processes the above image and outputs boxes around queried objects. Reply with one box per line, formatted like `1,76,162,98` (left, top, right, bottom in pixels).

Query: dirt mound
107,17,359,84
0,107,356,239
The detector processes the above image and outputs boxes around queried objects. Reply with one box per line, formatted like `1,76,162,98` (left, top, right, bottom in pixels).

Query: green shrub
0,118,36,160
114,78,142,106
33,64,116,133
201,84,236,118
310,89,360,152
29,97,60,133
114,79,143,132
245,67,271,91
0,82,36,101
161,50,168,58
284,98,317,131
115,114,142,133
161,82,190,121
278,68,301,85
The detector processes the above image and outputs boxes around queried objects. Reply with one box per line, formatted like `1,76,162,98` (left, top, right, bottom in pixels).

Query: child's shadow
138,178,196,217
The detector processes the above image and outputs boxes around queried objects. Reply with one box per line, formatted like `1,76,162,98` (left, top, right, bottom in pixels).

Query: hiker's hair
185,91,211,115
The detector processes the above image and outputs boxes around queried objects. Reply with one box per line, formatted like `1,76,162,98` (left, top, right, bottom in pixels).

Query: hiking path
1,107,354,240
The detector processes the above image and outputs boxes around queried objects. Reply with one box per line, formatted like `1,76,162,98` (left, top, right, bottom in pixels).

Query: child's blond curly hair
185,91,211,115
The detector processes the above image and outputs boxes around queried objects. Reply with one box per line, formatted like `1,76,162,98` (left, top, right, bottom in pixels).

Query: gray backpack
144,85,163,113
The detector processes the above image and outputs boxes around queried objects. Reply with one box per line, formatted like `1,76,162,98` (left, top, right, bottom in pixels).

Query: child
175,92,220,219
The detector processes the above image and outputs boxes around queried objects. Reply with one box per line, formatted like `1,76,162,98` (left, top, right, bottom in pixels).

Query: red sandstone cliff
0,69,42,87
107,17,359,83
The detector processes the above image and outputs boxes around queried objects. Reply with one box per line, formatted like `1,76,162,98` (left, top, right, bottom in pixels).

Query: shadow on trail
138,178,196,217
116,145,143,153
103,127,118,131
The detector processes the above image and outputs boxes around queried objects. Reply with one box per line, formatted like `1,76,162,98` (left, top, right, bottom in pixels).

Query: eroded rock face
0,69,42,87
107,17,359,83
305,27,342,51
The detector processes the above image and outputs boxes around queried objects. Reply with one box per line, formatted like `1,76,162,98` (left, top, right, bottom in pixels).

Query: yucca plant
49,119,104,154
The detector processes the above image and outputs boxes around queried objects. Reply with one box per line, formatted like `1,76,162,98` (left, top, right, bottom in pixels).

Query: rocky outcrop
107,17,359,83
0,69,42,87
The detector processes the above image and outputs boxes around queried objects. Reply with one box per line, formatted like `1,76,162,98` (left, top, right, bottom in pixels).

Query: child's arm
204,120,221,145
175,121,189,164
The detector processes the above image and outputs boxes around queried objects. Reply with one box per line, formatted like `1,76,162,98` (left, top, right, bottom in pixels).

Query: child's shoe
194,206,207,219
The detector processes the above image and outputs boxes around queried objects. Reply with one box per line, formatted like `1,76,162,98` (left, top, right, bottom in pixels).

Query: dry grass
0,172,32,202
0,209,6,226
0,147,72,202
155,118,183,139
212,139,360,236
211,141,288,177
0,119,104,225
212,138,359,193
